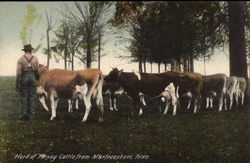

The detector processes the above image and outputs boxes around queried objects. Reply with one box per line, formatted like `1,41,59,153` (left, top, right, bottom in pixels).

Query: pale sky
0,2,230,76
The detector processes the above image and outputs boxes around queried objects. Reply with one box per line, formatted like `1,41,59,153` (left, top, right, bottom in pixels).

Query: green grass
0,77,250,162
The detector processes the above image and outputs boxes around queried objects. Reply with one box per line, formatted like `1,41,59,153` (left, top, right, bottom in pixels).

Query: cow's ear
120,69,123,72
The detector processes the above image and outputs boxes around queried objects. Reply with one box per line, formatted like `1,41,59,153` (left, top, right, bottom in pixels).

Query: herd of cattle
36,65,247,123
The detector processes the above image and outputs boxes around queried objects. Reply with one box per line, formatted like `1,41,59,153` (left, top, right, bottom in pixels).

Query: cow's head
104,68,123,83
36,85,47,97
72,84,88,100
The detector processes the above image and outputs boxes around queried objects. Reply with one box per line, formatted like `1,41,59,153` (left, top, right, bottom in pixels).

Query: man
16,44,40,120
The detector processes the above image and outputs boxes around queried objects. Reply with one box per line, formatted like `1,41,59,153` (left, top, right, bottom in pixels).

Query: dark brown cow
105,68,203,115
36,68,104,122
103,79,124,111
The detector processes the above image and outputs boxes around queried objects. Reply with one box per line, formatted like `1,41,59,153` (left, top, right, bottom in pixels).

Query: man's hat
22,44,34,51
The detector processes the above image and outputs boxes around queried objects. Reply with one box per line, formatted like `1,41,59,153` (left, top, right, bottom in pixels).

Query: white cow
226,76,238,110
236,77,247,106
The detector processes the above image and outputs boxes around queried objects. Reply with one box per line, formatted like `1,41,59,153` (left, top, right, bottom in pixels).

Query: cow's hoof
50,117,55,121
139,109,143,115
114,108,118,111
99,118,104,123
81,119,87,123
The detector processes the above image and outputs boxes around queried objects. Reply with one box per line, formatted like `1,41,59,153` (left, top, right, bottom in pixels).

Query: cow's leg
241,92,244,105
235,93,239,107
187,98,191,110
210,97,213,108
206,97,209,109
113,97,118,111
139,108,143,115
218,97,223,112
132,95,141,116
109,95,114,111
75,99,79,110
224,96,227,111
163,100,170,115
54,97,59,113
193,99,198,114
68,99,73,113
229,93,233,110
97,95,104,123
39,95,49,111
82,95,92,122
172,97,178,116
50,95,56,120
140,95,146,106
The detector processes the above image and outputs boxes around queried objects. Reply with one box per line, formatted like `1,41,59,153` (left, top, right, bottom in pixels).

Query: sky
0,2,230,76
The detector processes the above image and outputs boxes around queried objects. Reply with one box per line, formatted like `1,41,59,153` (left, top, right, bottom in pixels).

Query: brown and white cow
201,73,227,111
164,71,203,114
104,68,203,115
36,68,104,123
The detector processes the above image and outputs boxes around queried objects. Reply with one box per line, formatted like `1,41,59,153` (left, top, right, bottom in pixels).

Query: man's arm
34,56,40,80
16,60,22,91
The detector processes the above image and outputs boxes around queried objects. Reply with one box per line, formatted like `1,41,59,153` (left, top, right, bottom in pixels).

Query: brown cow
36,68,104,122
163,71,203,114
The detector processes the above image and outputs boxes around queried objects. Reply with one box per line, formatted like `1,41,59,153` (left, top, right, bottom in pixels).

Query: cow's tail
96,72,104,104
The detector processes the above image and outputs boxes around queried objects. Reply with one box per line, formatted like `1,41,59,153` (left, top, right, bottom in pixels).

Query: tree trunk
139,60,143,72
72,52,74,71
46,29,50,69
86,42,91,68
229,2,248,79
144,60,146,73
164,63,167,71
98,31,101,70
150,62,153,73
171,58,181,72
203,52,206,75
64,53,67,70
183,56,188,73
158,62,161,73
189,56,194,73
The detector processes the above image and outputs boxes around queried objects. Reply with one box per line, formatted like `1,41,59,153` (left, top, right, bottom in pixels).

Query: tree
112,2,228,73
51,12,70,70
44,9,55,69
69,2,112,68
19,4,42,50
229,2,248,79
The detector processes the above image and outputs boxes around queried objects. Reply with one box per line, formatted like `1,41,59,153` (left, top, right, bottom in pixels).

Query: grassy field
0,77,250,162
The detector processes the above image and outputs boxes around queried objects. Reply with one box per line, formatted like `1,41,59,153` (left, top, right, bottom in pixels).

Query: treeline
112,1,249,79
19,2,250,79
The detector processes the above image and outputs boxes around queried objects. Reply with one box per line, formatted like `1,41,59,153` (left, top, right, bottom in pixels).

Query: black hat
22,44,34,51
